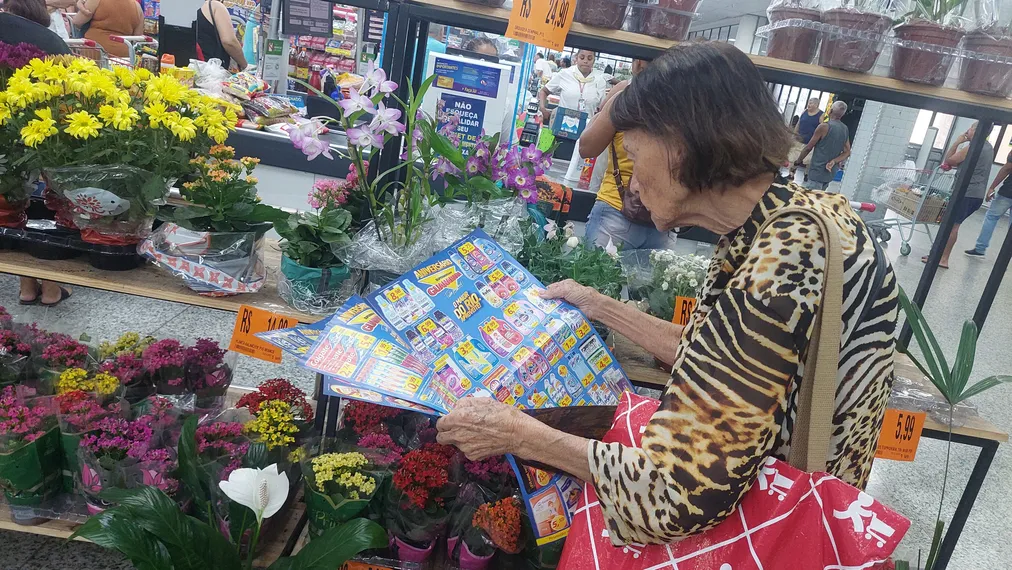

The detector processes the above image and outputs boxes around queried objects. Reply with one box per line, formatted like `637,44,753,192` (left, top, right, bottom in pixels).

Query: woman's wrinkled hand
436,397,530,461
540,279,604,320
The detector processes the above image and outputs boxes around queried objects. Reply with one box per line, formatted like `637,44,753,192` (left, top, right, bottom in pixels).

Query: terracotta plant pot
630,0,700,41
574,0,629,29
766,7,822,63
890,21,965,86
0,195,28,229
818,9,891,72
958,30,1012,97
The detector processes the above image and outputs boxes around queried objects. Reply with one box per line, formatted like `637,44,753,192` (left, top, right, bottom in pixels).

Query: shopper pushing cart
867,165,956,257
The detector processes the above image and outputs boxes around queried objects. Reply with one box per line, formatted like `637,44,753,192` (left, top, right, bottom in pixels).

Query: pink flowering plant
0,385,62,505
142,338,187,394
195,420,250,481
0,328,31,386
275,178,353,270
454,135,554,205
0,42,46,207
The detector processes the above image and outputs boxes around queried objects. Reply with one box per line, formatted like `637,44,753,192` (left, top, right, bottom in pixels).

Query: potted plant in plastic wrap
383,443,457,562
574,0,630,29
890,0,968,85
97,332,157,404
148,145,287,296
958,2,1012,97
1,58,236,245
446,454,520,570
55,389,124,493
0,42,46,230
303,451,380,537
630,0,704,40
275,178,357,315
0,385,62,522
766,0,823,63
819,0,894,72
235,378,315,445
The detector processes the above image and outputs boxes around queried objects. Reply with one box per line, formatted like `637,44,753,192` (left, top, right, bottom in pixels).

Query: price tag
671,296,698,326
262,39,285,81
506,0,574,51
875,408,926,462
228,305,296,364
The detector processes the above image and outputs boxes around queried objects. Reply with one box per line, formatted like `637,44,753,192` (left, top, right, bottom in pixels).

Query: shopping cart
866,165,956,256
65,39,108,68
109,35,158,69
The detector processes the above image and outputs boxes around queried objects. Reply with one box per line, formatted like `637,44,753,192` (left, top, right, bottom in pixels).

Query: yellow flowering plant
56,367,120,396
0,57,239,243
244,399,299,451
304,450,382,535
158,145,286,233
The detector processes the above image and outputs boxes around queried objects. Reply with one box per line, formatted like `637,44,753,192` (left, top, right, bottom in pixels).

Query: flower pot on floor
447,535,495,570
278,255,355,315
818,9,892,72
890,20,965,86
766,7,822,63
390,535,436,563
630,0,700,41
958,29,1012,97
574,0,629,29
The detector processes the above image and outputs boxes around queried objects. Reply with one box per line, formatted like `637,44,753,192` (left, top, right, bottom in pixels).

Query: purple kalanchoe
369,103,405,135
347,124,384,149
337,88,376,116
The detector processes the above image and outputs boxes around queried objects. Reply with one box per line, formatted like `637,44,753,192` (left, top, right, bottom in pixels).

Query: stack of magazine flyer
257,228,634,549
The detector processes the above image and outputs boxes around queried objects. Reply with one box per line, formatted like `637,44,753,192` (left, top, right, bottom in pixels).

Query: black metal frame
308,1,1012,565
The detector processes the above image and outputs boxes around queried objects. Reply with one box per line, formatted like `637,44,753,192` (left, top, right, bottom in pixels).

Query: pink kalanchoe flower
347,124,383,149
337,88,376,116
369,102,405,136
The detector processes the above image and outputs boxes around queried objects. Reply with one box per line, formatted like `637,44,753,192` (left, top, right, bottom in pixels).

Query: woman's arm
72,0,98,26
578,80,627,158
541,280,682,364
212,0,248,69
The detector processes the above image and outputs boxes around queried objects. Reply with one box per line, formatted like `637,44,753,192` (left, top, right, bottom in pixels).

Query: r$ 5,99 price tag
229,305,296,364
874,408,925,462
506,0,575,51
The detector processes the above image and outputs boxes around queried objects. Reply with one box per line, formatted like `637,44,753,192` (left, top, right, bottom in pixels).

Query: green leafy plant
276,190,353,270
896,287,1011,569
902,0,968,24
159,145,287,233
516,220,626,299
71,485,387,570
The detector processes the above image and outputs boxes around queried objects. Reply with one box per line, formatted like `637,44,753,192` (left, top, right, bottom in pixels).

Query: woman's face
575,51,595,75
623,129,690,231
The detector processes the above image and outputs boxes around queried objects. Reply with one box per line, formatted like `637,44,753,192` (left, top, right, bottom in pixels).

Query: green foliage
902,0,968,24
516,222,625,299
276,208,352,269
71,485,387,570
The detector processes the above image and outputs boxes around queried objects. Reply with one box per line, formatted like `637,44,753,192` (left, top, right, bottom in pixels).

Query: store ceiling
692,0,770,27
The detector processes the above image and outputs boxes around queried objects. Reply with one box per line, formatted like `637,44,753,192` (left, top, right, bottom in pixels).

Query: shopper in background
438,42,897,545
538,49,608,127
559,56,571,69
966,150,1012,259
194,0,247,69
922,122,993,268
534,51,553,82
0,5,74,306
795,97,823,145
793,100,850,191
462,36,497,58
580,59,672,251
73,0,143,58
548,53,559,72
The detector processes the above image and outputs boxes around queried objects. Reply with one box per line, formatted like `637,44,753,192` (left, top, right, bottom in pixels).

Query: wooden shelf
0,239,322,324
407,0,1012,121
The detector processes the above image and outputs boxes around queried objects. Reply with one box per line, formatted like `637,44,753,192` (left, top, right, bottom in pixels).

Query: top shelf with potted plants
398,0,1012,121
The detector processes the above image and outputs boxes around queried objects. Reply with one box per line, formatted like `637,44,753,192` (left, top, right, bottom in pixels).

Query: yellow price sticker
457,341,474,356
482,319,499,333
386,286,406,302
504,302,519,317
458,242,476,256
575,321,591,338
562,336,576,352
875,408,925,462
374,341,392,357
594,354,613,371
489,269,505,282
506,0,574,51
418,319,437,334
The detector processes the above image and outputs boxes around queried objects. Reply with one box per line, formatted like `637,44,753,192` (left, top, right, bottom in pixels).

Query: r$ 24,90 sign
229,305,296,364
506,0,575,51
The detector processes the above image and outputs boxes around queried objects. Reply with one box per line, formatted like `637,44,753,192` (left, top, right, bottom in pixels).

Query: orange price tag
875,408,926,462
506,0,575,51
228,305,296,364
341,561,397,570
671,296,698,326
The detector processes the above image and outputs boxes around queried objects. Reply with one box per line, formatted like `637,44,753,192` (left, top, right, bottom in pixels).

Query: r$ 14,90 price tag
229,305,296,364
506,0,575,51
874,408,926,462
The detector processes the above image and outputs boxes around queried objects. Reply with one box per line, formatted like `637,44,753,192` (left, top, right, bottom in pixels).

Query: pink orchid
361,62,397,95
369,103,406,135
337,88,376,116
290,122,334,161
347,124,384,149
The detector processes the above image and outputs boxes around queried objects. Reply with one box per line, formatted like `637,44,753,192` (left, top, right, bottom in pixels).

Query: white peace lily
604,237,619,259
218,463,290,524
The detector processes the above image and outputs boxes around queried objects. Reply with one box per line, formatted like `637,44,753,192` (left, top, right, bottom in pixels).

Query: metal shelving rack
315,1,1012,566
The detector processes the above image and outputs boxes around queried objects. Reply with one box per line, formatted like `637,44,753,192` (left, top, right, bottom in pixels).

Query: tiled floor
1,202,1010,568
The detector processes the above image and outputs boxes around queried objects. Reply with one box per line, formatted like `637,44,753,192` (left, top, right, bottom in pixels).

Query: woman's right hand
540,279,605,321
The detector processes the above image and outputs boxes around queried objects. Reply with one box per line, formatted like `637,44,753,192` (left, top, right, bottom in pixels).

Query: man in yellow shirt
578,62,673,251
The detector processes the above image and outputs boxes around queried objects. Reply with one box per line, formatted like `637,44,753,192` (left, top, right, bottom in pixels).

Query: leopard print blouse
589,179,898,545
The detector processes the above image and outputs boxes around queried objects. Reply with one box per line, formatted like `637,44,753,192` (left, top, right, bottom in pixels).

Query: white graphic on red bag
558,392,910,570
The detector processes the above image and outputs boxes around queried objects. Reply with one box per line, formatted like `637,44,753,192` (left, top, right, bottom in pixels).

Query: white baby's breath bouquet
634,251,708,322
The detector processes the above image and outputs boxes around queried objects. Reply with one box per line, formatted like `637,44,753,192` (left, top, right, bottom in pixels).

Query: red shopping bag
559,392,909,569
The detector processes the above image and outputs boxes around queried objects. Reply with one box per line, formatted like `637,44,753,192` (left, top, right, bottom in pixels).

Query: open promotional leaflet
256,228,634,548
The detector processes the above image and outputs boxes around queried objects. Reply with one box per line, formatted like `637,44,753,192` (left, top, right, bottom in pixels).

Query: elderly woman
437,42,898,545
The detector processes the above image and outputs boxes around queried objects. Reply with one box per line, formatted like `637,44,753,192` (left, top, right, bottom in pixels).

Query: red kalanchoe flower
473,497,523,554
236,378,313,421
343,401,401,436
56,390,122,433
40,332,88,369
99,352,145,385
393,447,452,509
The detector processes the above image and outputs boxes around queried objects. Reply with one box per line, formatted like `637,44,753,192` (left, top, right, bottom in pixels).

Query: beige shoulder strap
755,206,844,474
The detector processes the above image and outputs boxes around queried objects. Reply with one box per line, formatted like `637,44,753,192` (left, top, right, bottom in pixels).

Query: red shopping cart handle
66,39,98,47
850,201,876,213
939,163,953,171
109,35,154,43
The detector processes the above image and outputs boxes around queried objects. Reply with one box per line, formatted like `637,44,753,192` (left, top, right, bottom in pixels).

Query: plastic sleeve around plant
140,223,268,295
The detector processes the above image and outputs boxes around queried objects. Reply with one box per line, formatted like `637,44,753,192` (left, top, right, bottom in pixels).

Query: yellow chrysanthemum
245,400,299,450
112,66,136,88
144,75,186,105
65,110,102,140
144,101,170,128
27,58,54,80
134,67,153,82
207,125,229,144
0,105,11,126
67,57,99,73
21,107,58,148
98,104,139,130
167,115,197,141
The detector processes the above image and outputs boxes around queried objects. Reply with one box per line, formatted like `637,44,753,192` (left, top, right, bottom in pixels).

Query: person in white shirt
534,51,553,83
538,49,608,126
46,0,74,39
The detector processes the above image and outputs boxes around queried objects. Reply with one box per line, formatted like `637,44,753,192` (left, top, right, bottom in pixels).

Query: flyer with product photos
257,228,634,544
